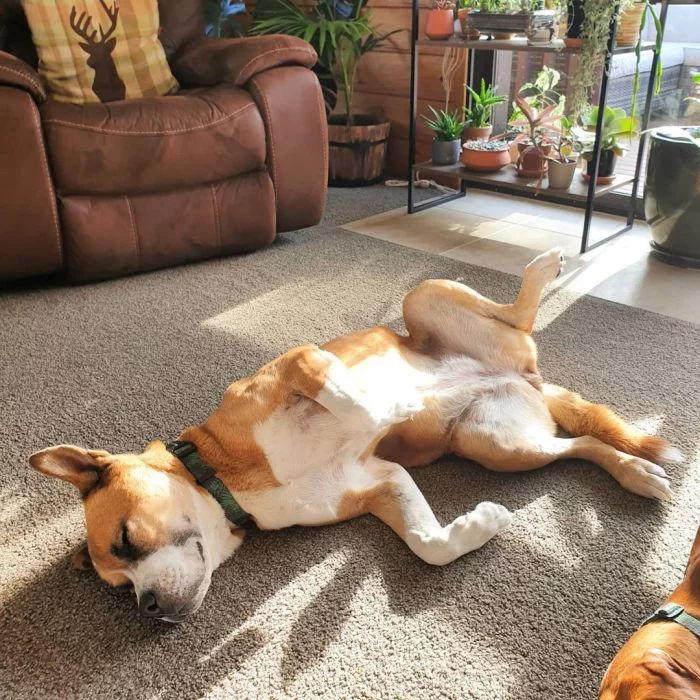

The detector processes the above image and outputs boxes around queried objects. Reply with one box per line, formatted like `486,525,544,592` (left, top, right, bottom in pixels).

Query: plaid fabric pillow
22,0,178,103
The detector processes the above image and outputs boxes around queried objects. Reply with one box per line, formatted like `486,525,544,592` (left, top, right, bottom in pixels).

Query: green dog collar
642,602,700,639
166,440,253,530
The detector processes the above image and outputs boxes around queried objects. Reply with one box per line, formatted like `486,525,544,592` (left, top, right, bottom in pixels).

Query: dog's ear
71,543,94,570
29,445,111,495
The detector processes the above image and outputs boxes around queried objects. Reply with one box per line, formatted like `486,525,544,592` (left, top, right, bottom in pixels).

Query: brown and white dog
600,525,700,699
30,248,680,622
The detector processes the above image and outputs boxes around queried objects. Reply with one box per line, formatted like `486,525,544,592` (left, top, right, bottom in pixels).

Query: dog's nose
139,591,162,618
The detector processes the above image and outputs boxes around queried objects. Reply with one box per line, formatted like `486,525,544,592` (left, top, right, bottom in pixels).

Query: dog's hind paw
619,456,673,501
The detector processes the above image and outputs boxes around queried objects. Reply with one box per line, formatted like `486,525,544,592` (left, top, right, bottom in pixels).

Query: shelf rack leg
626,0,670,224
580,10,621,254
407,0,419,214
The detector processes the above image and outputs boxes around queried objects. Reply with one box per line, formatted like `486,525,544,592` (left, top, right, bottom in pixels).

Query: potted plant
564,0,584,48
572,105,640,183
463,79,506,140
469,0,556,41
508,67,564,178
567,0,663,122
645,125,700,268
510,95,560,179
457,0,481,39
461,139,511,172
251,0,401,186
546,115,579,189
423,107,468,165
426,0,456,40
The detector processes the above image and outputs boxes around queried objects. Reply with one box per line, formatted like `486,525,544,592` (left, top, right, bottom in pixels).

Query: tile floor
343,189,700,325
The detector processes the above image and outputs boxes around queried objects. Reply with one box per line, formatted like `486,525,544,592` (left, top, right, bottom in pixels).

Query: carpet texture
1,186,699,700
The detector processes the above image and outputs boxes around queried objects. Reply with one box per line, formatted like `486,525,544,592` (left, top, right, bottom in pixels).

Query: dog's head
30,441,243,621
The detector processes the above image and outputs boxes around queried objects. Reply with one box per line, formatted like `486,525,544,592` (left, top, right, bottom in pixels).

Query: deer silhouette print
69,0,126,101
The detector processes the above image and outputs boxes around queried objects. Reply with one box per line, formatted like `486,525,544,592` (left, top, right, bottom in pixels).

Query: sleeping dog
600,525,700,699
30,248,679,621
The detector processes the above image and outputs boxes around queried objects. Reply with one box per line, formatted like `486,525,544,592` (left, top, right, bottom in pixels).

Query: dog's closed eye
111,523,139,561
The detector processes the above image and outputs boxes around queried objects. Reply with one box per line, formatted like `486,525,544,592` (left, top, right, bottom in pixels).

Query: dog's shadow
0,453,689,699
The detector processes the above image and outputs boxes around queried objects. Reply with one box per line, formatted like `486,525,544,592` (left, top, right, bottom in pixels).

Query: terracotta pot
425,9,455,40
547,158,577,189
464,125,492,141
327,115,390,186
564,37,582,48
516,142,551,178
457,8,481,39
461,145,510,172
616,1,645,48
508,140,520,163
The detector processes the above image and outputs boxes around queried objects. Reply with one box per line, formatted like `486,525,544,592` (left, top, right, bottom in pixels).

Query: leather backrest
0,0,204,66
158,0,205,57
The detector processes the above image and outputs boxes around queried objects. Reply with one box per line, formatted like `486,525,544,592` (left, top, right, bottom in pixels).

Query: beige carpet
1,187,699,700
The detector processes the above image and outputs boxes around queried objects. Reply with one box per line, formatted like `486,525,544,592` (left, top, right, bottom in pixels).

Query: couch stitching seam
124,195,141,267
44,103,256,136
210,184,221,249
25,93,62,260
0,64,43,97
235,46,316,84
249,78,277,198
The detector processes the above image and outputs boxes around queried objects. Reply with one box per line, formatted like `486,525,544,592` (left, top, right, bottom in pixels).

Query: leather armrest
0,51,46,102
170,35,317,88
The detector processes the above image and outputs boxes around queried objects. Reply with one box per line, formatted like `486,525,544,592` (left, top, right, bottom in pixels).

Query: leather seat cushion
41,83,266,195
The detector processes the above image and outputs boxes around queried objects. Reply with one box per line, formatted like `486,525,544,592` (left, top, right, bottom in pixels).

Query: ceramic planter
461,141,510,172
464,125,492,141
645,127,700,268
547,158,577,189
583,150,617,183
432,138,461,166
327,115,390,186
425,10,455,40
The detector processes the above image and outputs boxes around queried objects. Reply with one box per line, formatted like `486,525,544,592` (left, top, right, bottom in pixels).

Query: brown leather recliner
0,0,327,282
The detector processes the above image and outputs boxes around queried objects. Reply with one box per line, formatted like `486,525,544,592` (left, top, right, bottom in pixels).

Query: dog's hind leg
338,457,512,565
448,380,673,500
403,247,565,346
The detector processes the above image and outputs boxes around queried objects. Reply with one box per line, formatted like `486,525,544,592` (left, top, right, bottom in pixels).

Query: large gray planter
431,139,461,166
645,127,700,268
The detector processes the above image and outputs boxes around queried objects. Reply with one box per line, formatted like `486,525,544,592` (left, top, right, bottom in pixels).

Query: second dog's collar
642,603,700,639
166,440,253,531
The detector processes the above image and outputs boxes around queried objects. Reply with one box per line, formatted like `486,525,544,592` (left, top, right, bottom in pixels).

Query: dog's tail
542,383,682,463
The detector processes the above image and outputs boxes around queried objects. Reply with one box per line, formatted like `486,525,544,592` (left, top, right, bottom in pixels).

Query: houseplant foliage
204,0,247,38
508,67,564,178
251,0,399,119
251,0,401,185
423,107,468,165
463,79,506,139
572,104,640,181
568,0,663,121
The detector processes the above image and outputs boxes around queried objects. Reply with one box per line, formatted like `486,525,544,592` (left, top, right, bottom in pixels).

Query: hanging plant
568,0,664,121
568,0,616,120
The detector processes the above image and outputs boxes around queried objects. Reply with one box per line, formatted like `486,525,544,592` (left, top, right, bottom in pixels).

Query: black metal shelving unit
407,1,670,253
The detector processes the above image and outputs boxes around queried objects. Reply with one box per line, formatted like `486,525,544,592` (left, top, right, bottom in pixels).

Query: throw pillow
21,0,178,103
